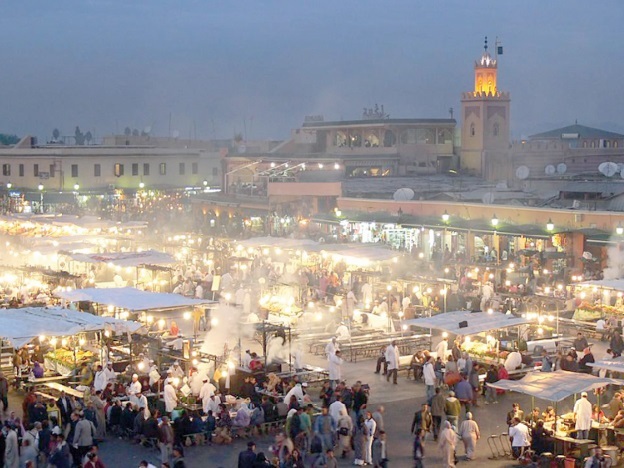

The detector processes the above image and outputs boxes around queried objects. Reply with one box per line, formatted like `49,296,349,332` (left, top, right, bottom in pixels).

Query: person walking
72,411,96,463
238,440,257,468
438,420,457,467
484,364,499,404
328,350,343,389
385,341,400,385
158,416,174,466
431,387,446,441
413,428,425,468
445,391,461,428
363,411,377,466
336,408,353,459
459,412,480,460
313,407,336,452
411,404,432,440
423,358,436,406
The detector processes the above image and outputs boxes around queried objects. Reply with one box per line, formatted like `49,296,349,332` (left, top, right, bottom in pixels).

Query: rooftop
302,118,456,129
529,124,624,140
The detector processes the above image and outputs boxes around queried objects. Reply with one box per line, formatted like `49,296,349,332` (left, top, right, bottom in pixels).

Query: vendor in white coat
103,361,117,383
284,382,306,405
127,374,142,407
325,337,339,360
164,381,178,414
199,378,217,413
137,392,151,419
384,341,400,384
168,361,185,379
435,337,449,363
574,391,593,439
93,365,108,392
328,350,344,388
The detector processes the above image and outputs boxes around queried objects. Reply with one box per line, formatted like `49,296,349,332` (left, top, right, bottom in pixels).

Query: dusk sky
1,1,623,143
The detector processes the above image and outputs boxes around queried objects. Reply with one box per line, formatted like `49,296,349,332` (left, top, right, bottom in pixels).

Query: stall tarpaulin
54,287,215,311
487,370,624,402
587,357,624,373
64,249,176,267
402,310,530,336
0,307,145,348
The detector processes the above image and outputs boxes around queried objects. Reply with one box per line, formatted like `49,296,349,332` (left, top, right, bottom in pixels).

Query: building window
34,164,39,177
19,164,24,177
50,164,55,178
591,141,595,148
114,163,124,177
143,163,150,176
605,140,611,148
159,163,166,175
70,164,78,178
470,123,475,137
179,162,185,175
132,163,139,176
615,141,619,148
493,123,499,136
2,164,10,176
94,164,101,177
192,162,198,175
212,167,218,177
583,141,587,148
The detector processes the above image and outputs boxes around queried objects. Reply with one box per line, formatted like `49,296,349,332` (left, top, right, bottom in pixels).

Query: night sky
1,0,623,142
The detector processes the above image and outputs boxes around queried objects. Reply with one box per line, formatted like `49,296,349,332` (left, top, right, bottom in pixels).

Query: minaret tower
461,37,511,178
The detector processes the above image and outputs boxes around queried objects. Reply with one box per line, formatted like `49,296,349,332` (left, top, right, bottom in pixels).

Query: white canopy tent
488,370,624,402
587,357,624,374
235,237,319,250
0,307,144,348
54,287,214,312
65,250,176,267
577,279,624,291
402,310,530,336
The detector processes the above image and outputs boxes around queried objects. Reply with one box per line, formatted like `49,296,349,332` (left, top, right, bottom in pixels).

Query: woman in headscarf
336,407,353,458
232,401,251,428
458,412,480,460
438,420,457,467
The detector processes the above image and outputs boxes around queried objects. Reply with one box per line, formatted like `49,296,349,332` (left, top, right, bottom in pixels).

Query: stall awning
577,279,624,291
235,237,319,249
487,370,624,402
65,250,176,267
0,307,144,349
587,357,624,373
54,287,215,311
402,310,530,335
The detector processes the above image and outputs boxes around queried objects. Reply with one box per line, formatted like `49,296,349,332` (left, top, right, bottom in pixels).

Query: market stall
402,310,532,364
572,280,624,321
0,307,145,375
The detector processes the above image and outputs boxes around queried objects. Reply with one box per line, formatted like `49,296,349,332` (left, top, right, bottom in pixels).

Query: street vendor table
22,375,71,391
43,382,84,399
553,435,595,459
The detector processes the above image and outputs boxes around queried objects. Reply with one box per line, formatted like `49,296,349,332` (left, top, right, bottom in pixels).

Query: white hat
302,382,309,387
51,426,62,435
581,392,588,397
174,361,179,365
132,373,138,378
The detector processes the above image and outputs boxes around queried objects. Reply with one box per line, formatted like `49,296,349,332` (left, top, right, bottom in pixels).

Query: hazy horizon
1,0,623,143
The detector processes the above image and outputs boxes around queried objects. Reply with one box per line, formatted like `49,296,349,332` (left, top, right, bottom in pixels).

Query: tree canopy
0,134,19,146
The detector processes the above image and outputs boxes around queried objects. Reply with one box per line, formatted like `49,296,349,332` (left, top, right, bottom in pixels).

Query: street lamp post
38,184,44,213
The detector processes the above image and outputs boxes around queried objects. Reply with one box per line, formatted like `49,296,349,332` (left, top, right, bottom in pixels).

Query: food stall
489,370,624,460
0,307,144,376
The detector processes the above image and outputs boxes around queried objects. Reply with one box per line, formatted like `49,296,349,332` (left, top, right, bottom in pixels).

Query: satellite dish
515,166,530,180
482,193,495,204
602,162,619,177
556,163,567,174
393,188,415,201
172,130,180,139
143,126,152,134
598,162,608,173
545,165,556,175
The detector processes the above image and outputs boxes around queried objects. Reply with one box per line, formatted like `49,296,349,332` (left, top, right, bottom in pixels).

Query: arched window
493,123,499,137
605,140,611,148
470,123,475,137
615,141,619,148
591,141,595,148
583,141,587,148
